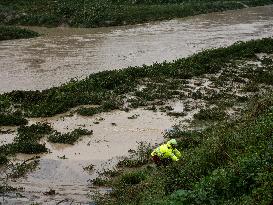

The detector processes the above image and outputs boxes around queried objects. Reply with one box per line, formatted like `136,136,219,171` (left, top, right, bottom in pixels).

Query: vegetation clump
0,113,28,126
194,107,226,121
0,26,39,41
48,128,93,144
117,142,152,168
9,159,39,178
0,123,53,165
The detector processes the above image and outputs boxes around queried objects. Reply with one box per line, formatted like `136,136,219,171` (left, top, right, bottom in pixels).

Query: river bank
1,0,273,28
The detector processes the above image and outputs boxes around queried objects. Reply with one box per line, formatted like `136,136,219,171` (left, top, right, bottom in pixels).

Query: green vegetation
194,107,226,121
48,128,93,144
0,0,272,28
0,113,28,126
0,122,93,165
9,159,39,178
117,142,152,168
96,95,273,204
0,25,39,41
0,123,52,160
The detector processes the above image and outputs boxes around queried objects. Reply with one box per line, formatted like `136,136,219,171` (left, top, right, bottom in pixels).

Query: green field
0,0,272,27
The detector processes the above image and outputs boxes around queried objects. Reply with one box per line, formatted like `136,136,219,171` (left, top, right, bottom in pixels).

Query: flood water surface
1,109,177,204
0,5,273,92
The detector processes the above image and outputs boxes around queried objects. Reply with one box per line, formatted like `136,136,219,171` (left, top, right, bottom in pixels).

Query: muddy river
1,5,273,205
0,5,273,93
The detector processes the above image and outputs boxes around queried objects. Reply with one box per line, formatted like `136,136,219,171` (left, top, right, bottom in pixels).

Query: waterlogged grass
0,26,39,41
0,0,272,28
194,107,226,121
1,38,273,121
0,122,93,165
117,142,152,168
96,95,273,204
48,128,93,144
0,123,53,159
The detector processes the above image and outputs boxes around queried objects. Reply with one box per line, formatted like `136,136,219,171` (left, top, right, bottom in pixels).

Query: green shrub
164,128,203,149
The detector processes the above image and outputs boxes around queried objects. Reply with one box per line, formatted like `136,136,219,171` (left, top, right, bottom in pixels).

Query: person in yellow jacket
151,139,181,166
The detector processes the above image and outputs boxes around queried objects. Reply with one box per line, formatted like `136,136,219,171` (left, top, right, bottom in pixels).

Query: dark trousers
151,155,171,166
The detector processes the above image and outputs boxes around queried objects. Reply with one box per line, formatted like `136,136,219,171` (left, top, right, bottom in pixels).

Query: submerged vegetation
0,26,39,41
48,128,93,144
0,122,92,165
0,0,272,28
0,123,52,161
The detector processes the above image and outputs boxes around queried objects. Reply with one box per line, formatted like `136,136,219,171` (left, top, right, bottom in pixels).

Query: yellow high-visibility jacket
151,142,181,161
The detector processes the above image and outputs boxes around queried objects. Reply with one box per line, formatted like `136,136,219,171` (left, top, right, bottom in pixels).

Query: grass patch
48,128,93,144
117,142,152,168
0,25,39,41
0,123,53,165
120,170,146,185
91,177,109,186
9,159,39,178
194,107,226,121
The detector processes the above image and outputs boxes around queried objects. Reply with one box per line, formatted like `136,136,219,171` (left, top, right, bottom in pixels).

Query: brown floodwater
0,5,273,93
1,109,178,204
